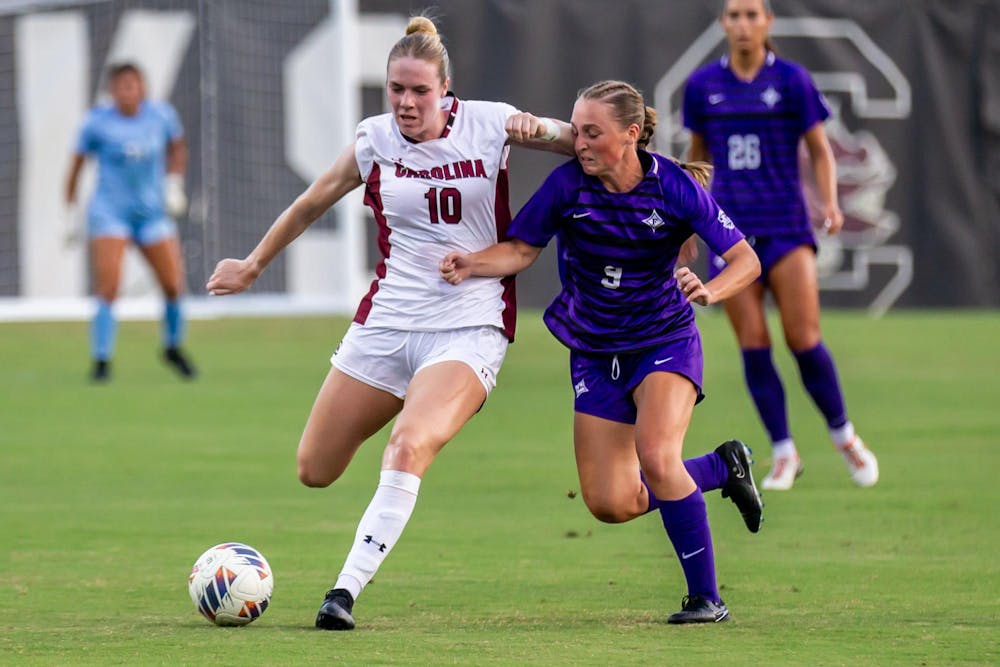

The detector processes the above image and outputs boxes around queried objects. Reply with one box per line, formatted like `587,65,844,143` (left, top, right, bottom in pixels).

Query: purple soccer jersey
683,52,831,237
509,151,744,353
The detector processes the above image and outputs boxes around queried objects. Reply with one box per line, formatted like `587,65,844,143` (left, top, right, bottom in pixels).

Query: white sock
771,438,797,459
334,470,421,601
829,421,856,448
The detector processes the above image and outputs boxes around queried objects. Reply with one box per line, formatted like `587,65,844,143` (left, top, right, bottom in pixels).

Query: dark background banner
1,0,997,310
363,0,1000,311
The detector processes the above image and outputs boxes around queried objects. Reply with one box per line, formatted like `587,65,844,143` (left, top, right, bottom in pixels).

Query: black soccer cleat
716,439,763,534
163,346,197,379
315,588,356,631
667,595,730,624
90,359,111,383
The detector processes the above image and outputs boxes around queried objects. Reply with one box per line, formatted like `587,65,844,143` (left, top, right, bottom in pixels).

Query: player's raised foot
760,451,804,491
838,436,879,487
163,346,197,379
715,439,763,533
667,595,730,624
315,588,355,631
90,359,111,383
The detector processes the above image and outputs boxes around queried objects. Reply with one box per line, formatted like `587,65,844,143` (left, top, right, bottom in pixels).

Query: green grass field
2,310,998,665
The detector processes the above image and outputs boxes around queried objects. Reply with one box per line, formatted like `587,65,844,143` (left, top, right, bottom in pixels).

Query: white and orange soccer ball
188,542,273,626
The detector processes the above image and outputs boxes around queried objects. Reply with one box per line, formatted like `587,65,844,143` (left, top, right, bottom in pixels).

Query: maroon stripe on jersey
494,166,517,341
400,96,460,144
439,96,460,139
354,163,390,325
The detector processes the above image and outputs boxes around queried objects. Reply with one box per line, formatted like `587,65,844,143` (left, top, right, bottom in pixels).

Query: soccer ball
188,542,274,626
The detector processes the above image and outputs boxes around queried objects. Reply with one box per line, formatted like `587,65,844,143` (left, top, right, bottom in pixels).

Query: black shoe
315,588,355,630
667,595,730,624
90,359,111,383
716,439,763,534
163,347,197,379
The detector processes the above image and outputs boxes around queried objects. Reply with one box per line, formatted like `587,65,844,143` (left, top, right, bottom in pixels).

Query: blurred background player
681,0,878,490
441,80,762,623
64,62,194,382
206,15,575,631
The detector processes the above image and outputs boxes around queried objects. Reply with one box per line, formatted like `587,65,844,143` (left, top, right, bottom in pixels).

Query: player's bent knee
581,493,636,524
638,457,691,495
383,429,437,473
587,505,634,524
297,463,339,488
297,463,332,488
739,332,771,349
296,450,348,488
785,329,821,353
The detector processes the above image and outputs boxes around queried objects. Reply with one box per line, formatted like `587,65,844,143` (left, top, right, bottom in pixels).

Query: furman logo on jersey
761,85,782,108
394,159,488,181
642,209,666,231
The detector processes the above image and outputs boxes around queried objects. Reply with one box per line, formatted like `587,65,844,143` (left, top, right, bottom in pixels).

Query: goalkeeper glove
164,173,188,218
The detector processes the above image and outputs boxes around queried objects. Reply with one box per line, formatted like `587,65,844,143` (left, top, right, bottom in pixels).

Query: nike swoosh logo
653,357,674,365
729,452,746,479
709,94,725,105
681,547,705,560
572,211,592,219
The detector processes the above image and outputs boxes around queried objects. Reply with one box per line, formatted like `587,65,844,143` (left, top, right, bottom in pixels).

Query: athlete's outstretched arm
677,132,714,264
803,122,843,235
440,239,543,285
207,144,363,295
674,239,759,306
166,136,188,176
505,113,574,156
64,153,86,205
164,137,189,217
687,132,712,164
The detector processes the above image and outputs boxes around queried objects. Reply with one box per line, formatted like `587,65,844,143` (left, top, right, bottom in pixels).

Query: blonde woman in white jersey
206,16,571,630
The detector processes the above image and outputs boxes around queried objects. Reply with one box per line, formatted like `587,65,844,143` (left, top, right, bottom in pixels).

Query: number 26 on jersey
727,134,760,170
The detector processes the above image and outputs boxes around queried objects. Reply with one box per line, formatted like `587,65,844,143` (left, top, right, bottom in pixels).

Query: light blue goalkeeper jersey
76,100,182,221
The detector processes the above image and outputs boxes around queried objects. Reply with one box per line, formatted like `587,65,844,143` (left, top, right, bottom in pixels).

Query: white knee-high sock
334,470,421,600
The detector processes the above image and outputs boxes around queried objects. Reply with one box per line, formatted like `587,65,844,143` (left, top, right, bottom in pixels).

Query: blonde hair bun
406,16,438,37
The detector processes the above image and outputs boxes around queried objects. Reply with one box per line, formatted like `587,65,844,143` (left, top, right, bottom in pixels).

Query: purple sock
641,455,728,513
793,342,848,429
683,453,728,493
658,489,719,602
742,348,790,442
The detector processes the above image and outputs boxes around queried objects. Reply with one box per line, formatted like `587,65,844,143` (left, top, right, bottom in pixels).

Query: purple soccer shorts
569,330,705,424
707,231,816,285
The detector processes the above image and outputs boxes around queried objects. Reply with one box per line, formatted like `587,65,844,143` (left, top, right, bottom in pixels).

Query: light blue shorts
88,209,176,246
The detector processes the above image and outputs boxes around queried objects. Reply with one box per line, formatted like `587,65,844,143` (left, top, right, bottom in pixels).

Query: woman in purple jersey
681,0,878,490
441,80,762,624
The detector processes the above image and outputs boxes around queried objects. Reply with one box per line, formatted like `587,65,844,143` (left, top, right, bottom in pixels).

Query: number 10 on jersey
424,187,463,224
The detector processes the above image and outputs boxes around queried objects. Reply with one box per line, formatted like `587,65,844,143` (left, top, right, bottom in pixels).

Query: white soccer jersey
353,95,519,339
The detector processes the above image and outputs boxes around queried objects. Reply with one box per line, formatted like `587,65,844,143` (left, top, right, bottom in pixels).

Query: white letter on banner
16,11,89,298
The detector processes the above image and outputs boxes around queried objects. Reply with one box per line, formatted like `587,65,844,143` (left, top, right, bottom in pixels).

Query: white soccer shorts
331,324,508,399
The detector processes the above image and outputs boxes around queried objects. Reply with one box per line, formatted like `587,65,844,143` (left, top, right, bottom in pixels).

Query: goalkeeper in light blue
65,62,196,382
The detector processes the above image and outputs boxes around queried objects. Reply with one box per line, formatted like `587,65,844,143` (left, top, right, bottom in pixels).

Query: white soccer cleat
838,436,879,487
760,452,804,491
